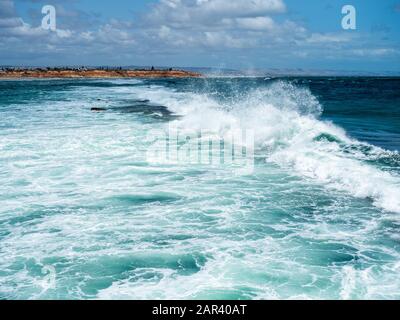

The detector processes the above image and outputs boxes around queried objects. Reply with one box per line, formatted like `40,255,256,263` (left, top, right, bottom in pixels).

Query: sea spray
133,79,400,213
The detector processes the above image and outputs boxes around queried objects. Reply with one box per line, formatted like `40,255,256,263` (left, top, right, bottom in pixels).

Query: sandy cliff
0,69,201,79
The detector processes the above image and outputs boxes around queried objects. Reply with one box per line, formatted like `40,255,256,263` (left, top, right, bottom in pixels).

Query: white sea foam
133,80,400,213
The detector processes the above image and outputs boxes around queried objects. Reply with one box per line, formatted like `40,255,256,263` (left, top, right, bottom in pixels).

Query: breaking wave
132,80,400,213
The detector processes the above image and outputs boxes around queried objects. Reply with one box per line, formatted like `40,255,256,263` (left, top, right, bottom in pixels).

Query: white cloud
158,25,171,39
0,17,22,28
147,0,286,27
96,23,136,45
235,17,275,31
56,29,72,38
139,0,305,51
306,33,353,44
352,48,398,57
191,0,286,16
203,31,257,48
0,0,398,68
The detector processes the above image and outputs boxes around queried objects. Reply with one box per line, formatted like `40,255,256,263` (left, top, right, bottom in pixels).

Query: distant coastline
0,67,201,79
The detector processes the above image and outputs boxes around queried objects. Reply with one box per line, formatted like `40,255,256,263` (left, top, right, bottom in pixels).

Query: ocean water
0,77,400,300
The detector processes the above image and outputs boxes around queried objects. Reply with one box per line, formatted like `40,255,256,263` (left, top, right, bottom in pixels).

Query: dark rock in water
111,104,180,121
91,107,106,112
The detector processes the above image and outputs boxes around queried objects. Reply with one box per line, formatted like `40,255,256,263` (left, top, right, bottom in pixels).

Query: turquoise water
0,77,400,300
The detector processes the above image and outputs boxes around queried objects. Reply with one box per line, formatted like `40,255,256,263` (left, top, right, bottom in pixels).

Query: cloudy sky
0,0,399,72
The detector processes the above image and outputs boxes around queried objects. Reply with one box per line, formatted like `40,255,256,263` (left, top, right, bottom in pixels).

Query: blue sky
1,0,399,72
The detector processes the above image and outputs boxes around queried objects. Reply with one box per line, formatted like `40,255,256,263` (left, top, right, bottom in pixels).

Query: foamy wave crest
134,80,400,213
